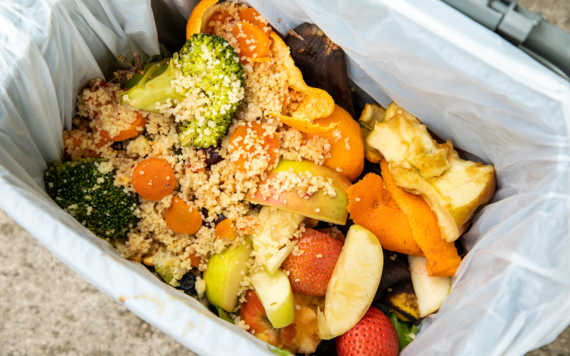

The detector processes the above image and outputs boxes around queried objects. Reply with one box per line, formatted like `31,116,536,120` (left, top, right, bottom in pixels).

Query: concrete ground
1,1,569,355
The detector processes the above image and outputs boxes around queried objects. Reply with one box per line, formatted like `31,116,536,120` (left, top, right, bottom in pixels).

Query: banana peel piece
359,103,385,163
266,32,336,134
381,283,420,323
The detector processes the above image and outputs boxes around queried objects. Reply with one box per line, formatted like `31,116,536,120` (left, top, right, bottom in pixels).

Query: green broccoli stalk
120,57,186,113
121,34,245,148
44,159,139,240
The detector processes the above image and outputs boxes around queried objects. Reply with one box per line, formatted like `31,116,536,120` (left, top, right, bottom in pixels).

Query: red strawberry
337,307,399,356
282,228,344,296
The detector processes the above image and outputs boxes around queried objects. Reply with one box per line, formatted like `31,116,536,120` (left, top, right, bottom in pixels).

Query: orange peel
186,0,219,38
381,160,461,277
347,173,424,256
266,32,336,134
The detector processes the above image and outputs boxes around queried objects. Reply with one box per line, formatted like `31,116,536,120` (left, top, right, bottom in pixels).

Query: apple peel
381,160,461,277
347,173,424,256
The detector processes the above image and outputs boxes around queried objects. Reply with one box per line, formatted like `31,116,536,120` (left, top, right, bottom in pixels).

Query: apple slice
204,238,253,312
246,160,352,225
367,102,450,179
390,142,496,242
264,240,298,275
153,251,177,285
250,268,295,328
252,206,304,274
408,256,451,317
367,102,496,242
317,225,384,339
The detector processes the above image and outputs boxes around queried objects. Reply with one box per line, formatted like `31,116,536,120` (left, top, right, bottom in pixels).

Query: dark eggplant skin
284,23,355,118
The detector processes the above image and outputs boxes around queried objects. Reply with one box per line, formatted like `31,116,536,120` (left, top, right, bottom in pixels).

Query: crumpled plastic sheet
0,0,569,355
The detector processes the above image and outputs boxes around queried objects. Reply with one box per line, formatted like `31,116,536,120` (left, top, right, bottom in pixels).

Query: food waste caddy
0,0,569,355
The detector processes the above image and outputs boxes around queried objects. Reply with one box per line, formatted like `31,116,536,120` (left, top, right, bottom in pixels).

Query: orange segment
215,219,236,240
186,0,219,38
306,105,364,182
132,158,176,201
100,112,146,141
165,197,203,235
232,21,270,62
229,121,279,173
347,173,424,256
381,160,461,277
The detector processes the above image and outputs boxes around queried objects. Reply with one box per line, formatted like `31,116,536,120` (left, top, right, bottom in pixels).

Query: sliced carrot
132,158,176,200
347,173,424,256
215,219,236,240
91,128,110,150
165,197,203,234
239,8,263,26
232,21,270,62
64,130,104,158
100,112,146,142
249,57,270,63
188,251,203,268
381,160,461,277
207,11,231,34
229,121,279,173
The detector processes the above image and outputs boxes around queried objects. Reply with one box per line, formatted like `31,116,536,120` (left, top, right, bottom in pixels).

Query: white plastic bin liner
1,0,569,355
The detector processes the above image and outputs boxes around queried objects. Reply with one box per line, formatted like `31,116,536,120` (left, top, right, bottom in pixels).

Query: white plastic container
0,0,569,355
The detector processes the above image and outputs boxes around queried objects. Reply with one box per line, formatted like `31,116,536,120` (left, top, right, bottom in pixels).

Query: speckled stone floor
1,1,569,355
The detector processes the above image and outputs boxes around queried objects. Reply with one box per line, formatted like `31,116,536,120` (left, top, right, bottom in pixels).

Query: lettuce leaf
390,311,420,350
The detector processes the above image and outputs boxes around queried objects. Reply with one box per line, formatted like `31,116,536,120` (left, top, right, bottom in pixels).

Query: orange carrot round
229,121,279,173
239,8,263,26
65,130,104,158
90,128,111,150
164,196,202,234
215,219,236,240
207,11,231,34
232,21,270,61
132,158,176,200
188,251,203,268
100,113,146,142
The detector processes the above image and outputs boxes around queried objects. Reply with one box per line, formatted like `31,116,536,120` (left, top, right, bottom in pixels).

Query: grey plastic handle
442,0,570,81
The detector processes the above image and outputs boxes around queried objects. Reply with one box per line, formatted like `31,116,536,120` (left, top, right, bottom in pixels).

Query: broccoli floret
44,159,139,240
121,34,245,148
